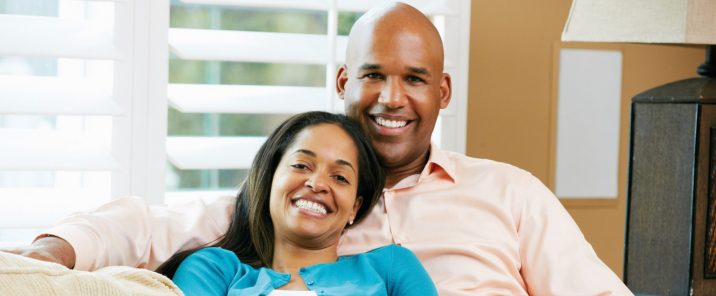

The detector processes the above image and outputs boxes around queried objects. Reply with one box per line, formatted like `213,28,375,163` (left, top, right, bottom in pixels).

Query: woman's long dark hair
156,111,385,278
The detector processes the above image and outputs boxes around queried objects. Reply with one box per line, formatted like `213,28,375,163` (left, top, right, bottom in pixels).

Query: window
164,0,471,204
0,0,470,246
0,0,167,247
0,0,123,246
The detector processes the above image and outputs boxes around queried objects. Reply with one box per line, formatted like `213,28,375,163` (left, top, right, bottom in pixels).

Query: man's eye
406,75,425,83
361,73,384,80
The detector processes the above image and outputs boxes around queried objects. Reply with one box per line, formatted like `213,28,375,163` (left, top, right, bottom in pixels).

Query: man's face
337,26,451,173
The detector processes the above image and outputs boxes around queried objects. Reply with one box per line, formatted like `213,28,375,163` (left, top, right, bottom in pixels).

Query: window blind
0,0,168,247
0,0,470,245
165,0,470,203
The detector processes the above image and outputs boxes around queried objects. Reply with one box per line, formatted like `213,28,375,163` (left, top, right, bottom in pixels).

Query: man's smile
370,115,413,137
375,116,408,128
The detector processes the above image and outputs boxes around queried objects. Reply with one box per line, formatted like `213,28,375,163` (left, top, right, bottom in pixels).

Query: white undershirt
268,290,318,296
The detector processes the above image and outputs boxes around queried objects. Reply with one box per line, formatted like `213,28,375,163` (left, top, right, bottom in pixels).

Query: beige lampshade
562,0,716,44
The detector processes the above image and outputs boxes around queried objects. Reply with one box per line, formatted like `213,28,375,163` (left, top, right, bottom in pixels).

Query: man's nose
378,78,407,109
305,174,329,193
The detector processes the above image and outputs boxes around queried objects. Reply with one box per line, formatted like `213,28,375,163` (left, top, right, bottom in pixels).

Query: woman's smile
292,198,329,216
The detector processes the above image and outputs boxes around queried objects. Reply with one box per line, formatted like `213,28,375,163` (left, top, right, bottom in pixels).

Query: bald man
6,3,632,295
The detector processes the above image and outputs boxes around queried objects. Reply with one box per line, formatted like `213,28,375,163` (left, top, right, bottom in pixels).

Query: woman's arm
172,247,240,296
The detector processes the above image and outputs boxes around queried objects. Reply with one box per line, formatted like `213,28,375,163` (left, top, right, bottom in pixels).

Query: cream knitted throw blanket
0,251,183,296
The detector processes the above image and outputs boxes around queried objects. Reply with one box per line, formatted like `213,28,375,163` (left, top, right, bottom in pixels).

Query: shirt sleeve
40,195,235,271
516,174,633,296
386,245,438,296
172,247,239,296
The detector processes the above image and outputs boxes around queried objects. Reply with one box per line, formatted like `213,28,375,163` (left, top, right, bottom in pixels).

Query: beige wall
467,0,705,277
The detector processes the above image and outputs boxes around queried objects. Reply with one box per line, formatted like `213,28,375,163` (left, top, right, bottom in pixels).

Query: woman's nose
305,174,329,193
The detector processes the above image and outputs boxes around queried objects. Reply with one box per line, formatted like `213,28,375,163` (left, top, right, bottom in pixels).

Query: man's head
336,2,452,186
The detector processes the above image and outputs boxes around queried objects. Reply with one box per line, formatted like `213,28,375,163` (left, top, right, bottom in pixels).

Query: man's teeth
375,117,407,128
295,199,327,215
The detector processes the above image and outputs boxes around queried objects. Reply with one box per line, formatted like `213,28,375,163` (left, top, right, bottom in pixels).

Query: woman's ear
349,196,363,225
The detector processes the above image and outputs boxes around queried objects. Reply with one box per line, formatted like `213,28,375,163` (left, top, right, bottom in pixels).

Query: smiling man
6,2,632,295
338,7,450,188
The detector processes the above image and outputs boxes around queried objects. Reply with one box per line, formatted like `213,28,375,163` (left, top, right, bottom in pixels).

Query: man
6,3,632,295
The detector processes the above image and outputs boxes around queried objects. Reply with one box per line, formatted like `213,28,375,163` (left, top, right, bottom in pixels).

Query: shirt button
307,280,315,285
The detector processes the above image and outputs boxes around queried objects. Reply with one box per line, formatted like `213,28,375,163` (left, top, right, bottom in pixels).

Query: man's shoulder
438,149,534,181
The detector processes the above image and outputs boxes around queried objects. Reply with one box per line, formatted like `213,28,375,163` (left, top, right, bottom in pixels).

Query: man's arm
516,174,633,295
2,195,234,271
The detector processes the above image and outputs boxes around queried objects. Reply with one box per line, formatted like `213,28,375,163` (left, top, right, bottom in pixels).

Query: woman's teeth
295,199,327,215
375,117,407,128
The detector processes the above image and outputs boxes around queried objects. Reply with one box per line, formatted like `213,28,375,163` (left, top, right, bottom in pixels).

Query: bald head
336,2,452,186
346,2,445,70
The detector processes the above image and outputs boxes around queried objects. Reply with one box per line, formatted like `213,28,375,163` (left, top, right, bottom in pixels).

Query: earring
348,219,354,225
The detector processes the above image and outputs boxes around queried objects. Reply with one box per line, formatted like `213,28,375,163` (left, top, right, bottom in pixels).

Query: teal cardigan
172,244,437,296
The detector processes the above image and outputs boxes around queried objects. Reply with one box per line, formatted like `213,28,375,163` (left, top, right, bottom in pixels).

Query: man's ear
439,73,452,109
336,65,349,100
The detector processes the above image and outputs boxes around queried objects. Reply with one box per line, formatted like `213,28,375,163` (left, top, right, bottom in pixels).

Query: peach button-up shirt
46,147,632,295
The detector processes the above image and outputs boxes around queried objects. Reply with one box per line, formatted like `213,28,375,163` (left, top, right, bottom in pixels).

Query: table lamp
562,0,715,294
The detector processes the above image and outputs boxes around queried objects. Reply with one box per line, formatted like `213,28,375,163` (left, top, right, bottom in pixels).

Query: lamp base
626,73,716,294
698,45,715,77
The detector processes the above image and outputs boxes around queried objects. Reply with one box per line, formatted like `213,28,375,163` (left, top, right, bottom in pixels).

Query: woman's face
269,123,362,248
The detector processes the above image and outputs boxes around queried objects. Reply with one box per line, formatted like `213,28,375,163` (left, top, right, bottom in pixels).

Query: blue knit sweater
172,244,437,296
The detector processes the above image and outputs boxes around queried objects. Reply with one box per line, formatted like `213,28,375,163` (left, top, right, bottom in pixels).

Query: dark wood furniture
625,48,716,294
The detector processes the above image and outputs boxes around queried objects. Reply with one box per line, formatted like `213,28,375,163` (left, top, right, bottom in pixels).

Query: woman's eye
290,163,308,170
334,175,349,184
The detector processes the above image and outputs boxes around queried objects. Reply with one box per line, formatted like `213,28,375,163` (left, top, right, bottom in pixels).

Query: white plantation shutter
0,0,470,244
165,0,470,203
0,0,167,246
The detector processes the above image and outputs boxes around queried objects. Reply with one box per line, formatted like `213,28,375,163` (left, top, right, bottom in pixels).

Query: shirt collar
389,144,458,190
419,144,458,183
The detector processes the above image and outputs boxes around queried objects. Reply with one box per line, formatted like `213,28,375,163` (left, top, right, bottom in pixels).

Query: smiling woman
269,124,363,258
156,111,437,296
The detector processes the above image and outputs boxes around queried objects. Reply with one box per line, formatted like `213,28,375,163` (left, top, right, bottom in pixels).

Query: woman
157,111,437,296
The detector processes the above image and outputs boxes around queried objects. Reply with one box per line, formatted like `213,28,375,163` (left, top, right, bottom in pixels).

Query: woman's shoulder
188,247,237,261
350,244,419,265
172,247,243,293
368,244,413,255
181,247,243,272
